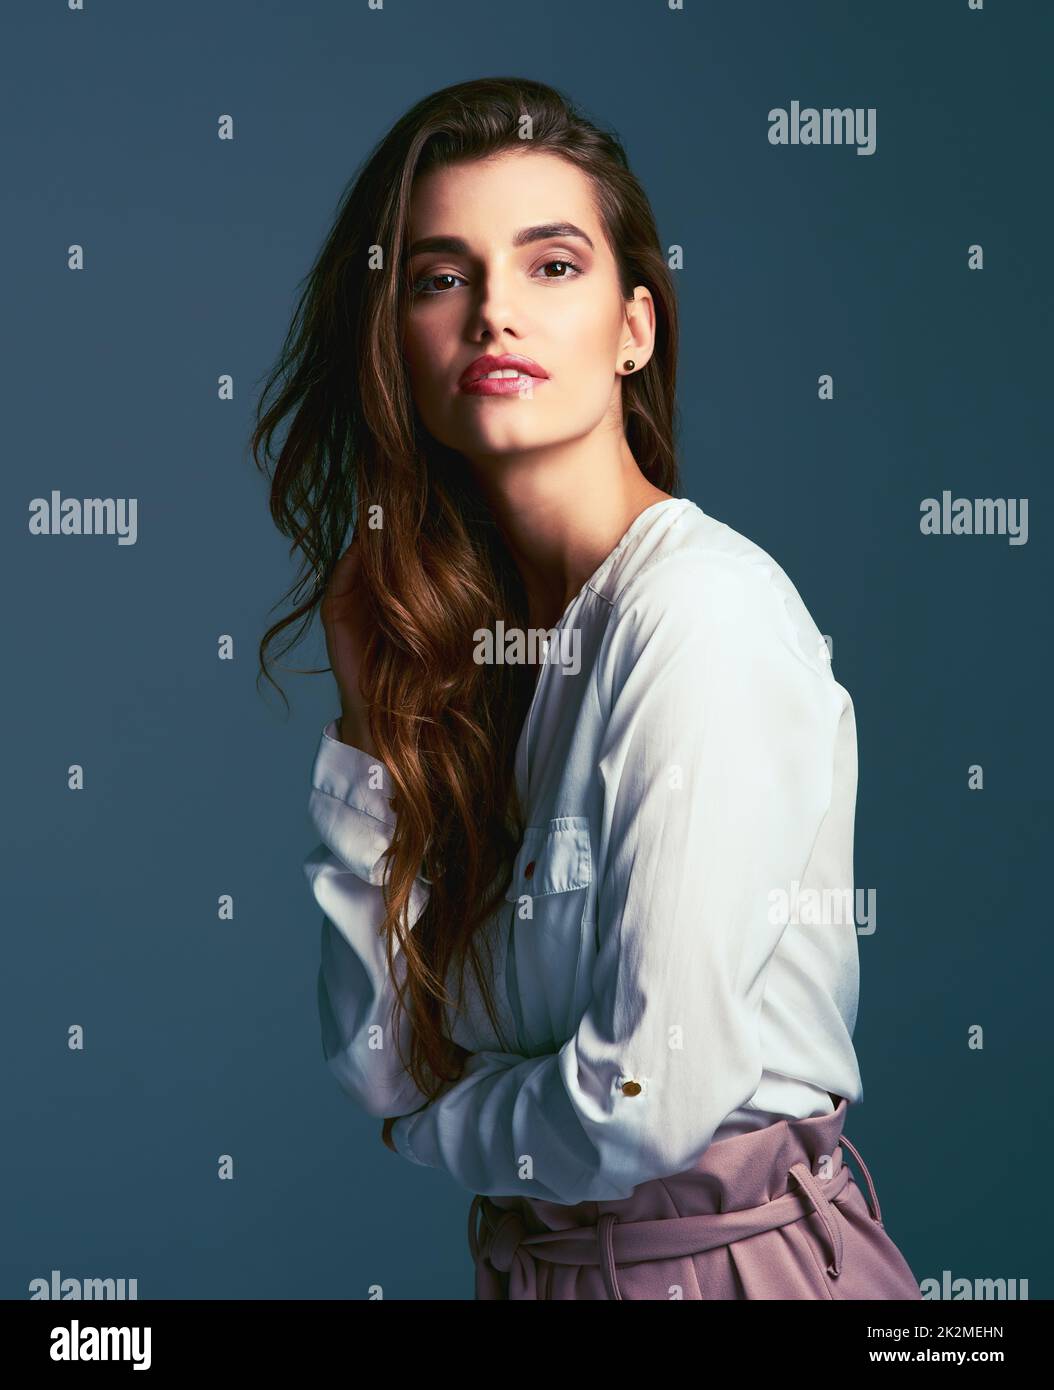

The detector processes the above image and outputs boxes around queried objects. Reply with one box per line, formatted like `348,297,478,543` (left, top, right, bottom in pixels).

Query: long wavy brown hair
251,76,681,1106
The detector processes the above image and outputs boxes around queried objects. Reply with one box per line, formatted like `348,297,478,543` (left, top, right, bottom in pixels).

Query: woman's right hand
320,538,377,754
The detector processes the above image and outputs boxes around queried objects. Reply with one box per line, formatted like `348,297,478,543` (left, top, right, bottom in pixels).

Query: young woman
252,76,921,1301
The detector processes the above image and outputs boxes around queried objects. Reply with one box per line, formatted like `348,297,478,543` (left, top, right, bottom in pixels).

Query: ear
619,287,656,371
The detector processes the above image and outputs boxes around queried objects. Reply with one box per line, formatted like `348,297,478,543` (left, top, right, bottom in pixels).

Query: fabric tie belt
468,1133,884,1300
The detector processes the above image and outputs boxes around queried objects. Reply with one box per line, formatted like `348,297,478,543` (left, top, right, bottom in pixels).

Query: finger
324,541,363,602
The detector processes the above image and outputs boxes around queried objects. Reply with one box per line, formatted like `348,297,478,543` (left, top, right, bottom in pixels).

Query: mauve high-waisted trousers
467,1096,922,1299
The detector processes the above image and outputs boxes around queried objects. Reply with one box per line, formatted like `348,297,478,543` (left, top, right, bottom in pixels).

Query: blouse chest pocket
504,815,592,914
503,816,593,1051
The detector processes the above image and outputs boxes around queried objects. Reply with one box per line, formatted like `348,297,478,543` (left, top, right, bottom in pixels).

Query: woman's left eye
410,257,584,297
534,257,584,281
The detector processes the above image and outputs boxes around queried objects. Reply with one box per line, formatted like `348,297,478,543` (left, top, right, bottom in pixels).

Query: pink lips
459,353,550,395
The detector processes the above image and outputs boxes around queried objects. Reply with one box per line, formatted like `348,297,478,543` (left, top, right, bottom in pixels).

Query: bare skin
320,538,377,756
401,148,668,633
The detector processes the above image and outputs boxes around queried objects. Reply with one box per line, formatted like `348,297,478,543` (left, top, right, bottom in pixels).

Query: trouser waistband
468,1130,884,1300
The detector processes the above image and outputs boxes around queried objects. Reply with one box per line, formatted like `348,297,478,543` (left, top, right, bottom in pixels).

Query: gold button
621,1081,642,1097
524,860,536,879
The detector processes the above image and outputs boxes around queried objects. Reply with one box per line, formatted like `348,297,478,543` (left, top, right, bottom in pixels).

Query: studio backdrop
3,0,1049,1301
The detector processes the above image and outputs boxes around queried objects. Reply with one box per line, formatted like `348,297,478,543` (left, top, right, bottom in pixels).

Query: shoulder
597,502,833,682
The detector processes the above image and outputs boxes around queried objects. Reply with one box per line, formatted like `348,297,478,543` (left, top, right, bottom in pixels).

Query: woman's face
400,149,653,465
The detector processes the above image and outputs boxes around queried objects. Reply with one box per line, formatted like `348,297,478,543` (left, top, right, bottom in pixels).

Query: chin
454,425,555,455
462,405,605,456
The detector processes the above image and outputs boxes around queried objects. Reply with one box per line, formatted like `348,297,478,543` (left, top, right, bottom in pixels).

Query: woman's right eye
410,271,466,297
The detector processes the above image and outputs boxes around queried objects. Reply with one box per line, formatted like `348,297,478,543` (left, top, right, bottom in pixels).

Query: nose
468,257,525,343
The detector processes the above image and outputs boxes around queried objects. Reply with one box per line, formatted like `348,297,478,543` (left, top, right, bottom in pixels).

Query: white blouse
304,496,863,1206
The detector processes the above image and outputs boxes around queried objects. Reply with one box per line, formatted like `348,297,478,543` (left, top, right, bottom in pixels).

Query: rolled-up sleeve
305,719,433,1119
390,552,845,1203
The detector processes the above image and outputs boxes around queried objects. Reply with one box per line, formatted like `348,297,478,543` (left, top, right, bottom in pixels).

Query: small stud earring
623,359,635,371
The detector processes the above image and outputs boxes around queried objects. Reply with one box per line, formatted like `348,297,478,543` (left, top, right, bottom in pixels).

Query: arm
305,717,435,1119
390,552,846,1204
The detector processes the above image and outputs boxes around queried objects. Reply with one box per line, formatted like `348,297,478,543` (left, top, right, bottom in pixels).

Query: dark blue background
2,0,1049,1299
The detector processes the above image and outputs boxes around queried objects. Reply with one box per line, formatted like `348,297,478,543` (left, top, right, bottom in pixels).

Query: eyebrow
406,222,596,259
